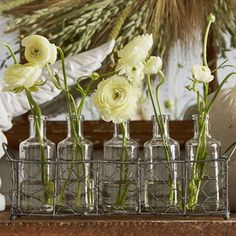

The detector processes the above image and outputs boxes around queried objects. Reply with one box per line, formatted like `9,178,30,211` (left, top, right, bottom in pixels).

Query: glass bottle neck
113,122,130,139
67,115,84,139
153,115,170,138
29,116,46,138
193,114,211,138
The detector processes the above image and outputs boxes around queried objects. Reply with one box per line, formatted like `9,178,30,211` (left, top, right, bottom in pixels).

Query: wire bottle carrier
3,142,236,220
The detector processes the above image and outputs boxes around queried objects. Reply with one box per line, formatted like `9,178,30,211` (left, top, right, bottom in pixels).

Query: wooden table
1,211,236,236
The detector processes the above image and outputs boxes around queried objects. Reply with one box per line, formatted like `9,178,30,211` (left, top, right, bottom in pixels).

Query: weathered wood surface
0,211,236,236
5,120,193,149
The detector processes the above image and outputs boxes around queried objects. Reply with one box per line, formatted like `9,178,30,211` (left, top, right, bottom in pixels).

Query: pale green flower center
30,46,41,58
112,89,122,101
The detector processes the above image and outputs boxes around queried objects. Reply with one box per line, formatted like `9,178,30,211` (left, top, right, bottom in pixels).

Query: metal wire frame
2,142,236,220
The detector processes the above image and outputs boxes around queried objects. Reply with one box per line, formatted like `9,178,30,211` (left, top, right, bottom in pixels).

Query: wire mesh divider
2,142,236,220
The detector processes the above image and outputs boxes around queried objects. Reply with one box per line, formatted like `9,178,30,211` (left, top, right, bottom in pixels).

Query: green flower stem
98,71,117,79
156,71,165,117
186,13,216,210
54,47,93,207
203,14,215,67
58,143,77,205
57,102,87,206
57,47,68,90
115,122,129,207
58,141,83,205
147,73,175,205
146,75,159,121
157,71,175,205
46,64,63,90
25,89,53,204
203,19,212,67
72,86,94,206
77,79,94,116
62,102,93,207
186,14,236,210
203,83,208,109
187,85,208,209
1,43,18,64
77,94,86,117
206,72,236,113
76,181,82,206
119,123,130,206
187,115,208,210
197,91,201,114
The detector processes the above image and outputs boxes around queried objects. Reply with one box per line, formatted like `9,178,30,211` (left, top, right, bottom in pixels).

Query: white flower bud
192,65,214,83
207,13,215,23
117,34,153,65
144,56,162,75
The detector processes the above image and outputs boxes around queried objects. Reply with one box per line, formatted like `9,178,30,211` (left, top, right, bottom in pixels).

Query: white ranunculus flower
192,65,214,83
4,63,42,90
144,56,162,75
22,35,57,67
91,75,139,123
117,34,153,65
116,61,144,86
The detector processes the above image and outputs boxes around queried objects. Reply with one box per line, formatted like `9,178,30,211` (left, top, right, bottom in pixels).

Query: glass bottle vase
102,121,139,213
57,115,94,214
144,115,180,212
185,114,221,212
19,115,56,213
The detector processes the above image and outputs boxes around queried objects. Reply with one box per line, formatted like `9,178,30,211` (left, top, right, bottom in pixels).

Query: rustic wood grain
5,120,194,149
0,211,236,236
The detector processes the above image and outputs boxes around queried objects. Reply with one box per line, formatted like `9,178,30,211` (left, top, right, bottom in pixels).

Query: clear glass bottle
102,121,139,213
144,115,180,212
19,115,56,213
185,114,221,212
57,115,94,214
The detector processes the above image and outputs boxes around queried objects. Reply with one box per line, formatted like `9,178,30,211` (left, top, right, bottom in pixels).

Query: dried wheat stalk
2,0,236,65
0,0,37,13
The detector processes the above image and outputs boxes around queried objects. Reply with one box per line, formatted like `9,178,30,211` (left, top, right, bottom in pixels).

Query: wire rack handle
2,143,18,162
223,142,236,161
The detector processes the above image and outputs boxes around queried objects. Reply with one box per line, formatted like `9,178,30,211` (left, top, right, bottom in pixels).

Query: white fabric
0,40,115,159
0,178,5,212
0,131,7,158
0,193,5,211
